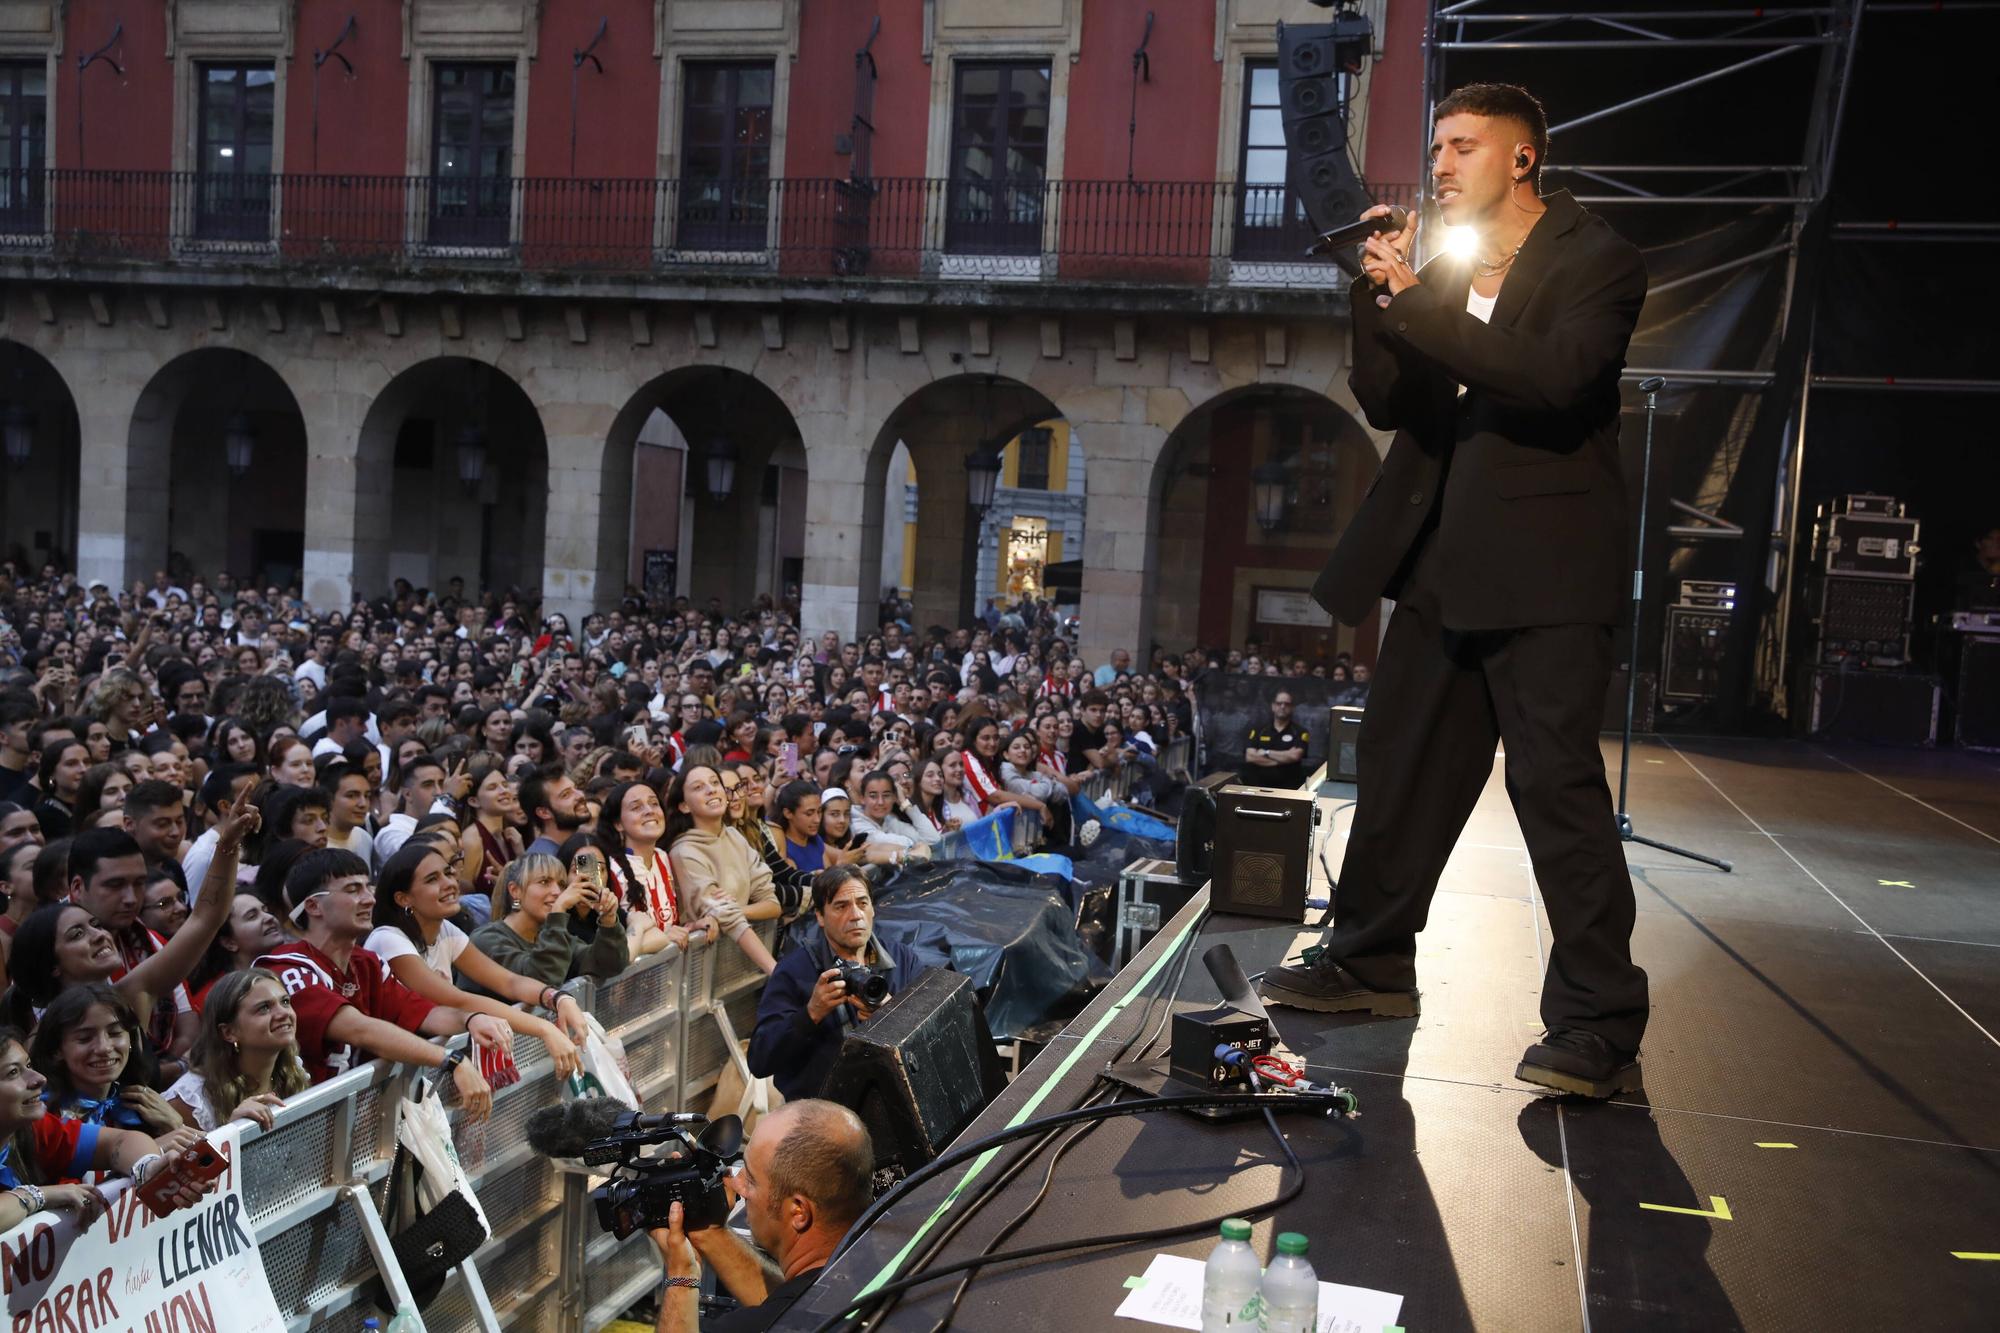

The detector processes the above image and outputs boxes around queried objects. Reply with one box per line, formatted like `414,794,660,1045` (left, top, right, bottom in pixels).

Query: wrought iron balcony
0,169,1418,290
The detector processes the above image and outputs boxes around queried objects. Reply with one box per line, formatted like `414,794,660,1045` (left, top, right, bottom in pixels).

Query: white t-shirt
365,921,470,979
1459,286,1498,398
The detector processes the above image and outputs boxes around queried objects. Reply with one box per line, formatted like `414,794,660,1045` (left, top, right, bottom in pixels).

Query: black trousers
1323,596,1650,1054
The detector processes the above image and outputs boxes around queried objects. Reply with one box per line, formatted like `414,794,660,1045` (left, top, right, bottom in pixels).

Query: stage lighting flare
1441,225,1480,260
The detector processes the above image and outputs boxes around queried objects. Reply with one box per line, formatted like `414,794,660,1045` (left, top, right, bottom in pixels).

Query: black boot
1516,1028,1642,1098
1259,944,1420,1017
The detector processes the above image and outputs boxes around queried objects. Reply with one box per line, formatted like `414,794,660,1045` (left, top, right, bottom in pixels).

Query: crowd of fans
0,560,1370,1246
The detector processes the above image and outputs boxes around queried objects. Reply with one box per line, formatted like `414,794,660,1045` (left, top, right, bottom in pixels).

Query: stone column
73,349,165,593
796,369,876,645
297,353,374,613
1056,386,1179,671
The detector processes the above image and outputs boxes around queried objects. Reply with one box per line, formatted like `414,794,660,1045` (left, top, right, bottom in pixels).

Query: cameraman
748,866,926,1100
649,1099,873,1332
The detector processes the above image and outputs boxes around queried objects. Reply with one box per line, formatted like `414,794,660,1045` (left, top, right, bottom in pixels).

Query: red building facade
1,0,1424,666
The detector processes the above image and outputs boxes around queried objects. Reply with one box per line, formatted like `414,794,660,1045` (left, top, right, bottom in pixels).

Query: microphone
1304,205,1411,258
524,1098,704,1159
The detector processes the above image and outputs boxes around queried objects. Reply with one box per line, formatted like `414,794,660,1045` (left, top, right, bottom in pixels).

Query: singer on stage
1259,83,1652,1099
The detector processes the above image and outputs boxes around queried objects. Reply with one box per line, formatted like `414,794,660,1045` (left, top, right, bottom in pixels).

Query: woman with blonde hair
165,968,310,1131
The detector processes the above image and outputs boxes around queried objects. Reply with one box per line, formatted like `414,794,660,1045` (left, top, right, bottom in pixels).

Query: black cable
810,1104,1311,1333
826,1090,1344,1270
857,1086,1120,1333
864,908,1211,1327
924,1105,1110,1332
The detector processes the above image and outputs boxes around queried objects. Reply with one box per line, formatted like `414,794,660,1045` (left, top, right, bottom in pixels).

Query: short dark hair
283,846,370,913
122,779,185,822
1433,82,1548,189
763,1099,874,1231
68,826,144,889
810,865,870,916
199,762,259,813
326,696,368,726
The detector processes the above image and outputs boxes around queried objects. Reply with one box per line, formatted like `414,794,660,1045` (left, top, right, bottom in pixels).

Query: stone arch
600,365,807,618
125,348,309,592
859,374,1065,635
1147,383,1383,664
0,340,82,576
354,357,549,604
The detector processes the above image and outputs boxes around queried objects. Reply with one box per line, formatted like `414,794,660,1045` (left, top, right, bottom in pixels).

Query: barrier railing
235,917,781,1333
1076,734,1194,811
228,756,1169,1330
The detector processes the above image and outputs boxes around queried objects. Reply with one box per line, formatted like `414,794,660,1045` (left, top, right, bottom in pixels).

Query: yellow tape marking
1754,1142,1796,1149
1640,1196,1732,1220
1878,879,1915,888
1951,1252,2000,1261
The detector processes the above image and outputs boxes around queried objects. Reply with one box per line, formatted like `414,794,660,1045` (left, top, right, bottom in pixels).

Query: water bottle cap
1219,1218,1251,1241
1276,1232,1309,1255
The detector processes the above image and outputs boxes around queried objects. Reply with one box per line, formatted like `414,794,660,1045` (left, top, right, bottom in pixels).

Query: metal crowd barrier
237,917,783,1333
1077,734,1194,808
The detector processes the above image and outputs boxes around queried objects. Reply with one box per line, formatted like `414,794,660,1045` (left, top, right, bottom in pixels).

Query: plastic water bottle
1259,1232,1318,1333
1201,1217,1263,1331
386,1307,428,1333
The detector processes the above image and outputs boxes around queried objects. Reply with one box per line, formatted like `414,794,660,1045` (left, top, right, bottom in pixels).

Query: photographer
748,867,925,1101
648,1098,873,1333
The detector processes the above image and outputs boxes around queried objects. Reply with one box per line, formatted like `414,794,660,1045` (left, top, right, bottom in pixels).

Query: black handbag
366,1087,491,1314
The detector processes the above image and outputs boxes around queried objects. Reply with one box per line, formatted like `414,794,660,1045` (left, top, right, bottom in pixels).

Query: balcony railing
1,169,1418,289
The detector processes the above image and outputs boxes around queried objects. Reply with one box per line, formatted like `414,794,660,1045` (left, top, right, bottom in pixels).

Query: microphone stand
1616,376,1733,871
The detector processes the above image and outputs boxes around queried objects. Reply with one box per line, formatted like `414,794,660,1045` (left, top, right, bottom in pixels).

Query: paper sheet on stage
1114,1252,1404,1333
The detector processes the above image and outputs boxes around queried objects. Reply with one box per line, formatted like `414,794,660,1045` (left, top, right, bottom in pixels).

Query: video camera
525,1100,746,1239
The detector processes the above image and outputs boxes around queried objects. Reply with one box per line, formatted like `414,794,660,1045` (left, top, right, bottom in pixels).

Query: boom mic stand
1616,376,1733,872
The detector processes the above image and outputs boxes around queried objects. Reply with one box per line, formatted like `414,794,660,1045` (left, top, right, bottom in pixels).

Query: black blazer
1311,191,1647,631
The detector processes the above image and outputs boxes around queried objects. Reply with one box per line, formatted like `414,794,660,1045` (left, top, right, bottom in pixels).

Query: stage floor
782,737,2000,1332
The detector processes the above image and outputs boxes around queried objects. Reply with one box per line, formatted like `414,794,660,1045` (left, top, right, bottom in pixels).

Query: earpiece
1515,150,1530,173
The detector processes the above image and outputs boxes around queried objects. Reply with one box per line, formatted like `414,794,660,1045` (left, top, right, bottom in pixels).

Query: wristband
131,1153,164,1185
662,1276,701,1290
12,1183,45,1212
540,986,559,1010
440,1047,467,1076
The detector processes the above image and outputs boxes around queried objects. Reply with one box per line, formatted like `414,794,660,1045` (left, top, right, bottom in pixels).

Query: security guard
1244,692,1308,789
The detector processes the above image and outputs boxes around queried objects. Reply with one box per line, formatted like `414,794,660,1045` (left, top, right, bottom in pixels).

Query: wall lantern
965,445,1004,514
1,405,34,467
224,411,256,477
455,424,487,495
704,435,739,504
1252,459,1288,532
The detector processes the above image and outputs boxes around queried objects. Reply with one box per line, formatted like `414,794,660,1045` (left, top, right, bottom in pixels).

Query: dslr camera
586,1111,745,1239
833,957,891,1008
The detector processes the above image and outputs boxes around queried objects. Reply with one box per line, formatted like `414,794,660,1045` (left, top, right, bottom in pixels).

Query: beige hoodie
668,825,777,937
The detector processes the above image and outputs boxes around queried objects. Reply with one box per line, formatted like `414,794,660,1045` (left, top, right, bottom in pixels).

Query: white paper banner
0,1120,286,1333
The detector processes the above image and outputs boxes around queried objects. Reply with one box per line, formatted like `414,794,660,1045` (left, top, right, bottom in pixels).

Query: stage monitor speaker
1954,635,2000,751
1329,706,1364,782
1176,770,1236,885
819,968,1004,1173
1210,785,1316,921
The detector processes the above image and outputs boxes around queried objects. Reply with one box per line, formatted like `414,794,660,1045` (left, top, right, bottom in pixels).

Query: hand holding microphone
1357,205,1421,305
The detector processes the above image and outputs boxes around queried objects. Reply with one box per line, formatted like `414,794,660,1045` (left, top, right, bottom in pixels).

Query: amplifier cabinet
1210,785,1317,921
1955,635,2000,752
1662,605,1730,701
1808,668,1939,746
